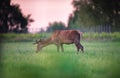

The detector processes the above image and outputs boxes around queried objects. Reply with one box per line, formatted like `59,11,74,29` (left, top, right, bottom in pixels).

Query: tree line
68,0,120,32
0,0,120,33
45,0,120,33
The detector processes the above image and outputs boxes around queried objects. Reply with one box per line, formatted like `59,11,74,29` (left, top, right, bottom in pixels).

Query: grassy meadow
0,33,120,78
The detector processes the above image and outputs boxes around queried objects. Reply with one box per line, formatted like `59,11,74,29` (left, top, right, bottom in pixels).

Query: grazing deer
34,30,84,54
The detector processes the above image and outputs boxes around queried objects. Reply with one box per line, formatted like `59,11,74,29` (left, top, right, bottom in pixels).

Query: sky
11,0,74,33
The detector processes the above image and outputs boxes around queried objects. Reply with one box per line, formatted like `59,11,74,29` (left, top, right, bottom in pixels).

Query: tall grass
1,41,120,78
0,32,120,42
0,33,50,42
83,32,120,41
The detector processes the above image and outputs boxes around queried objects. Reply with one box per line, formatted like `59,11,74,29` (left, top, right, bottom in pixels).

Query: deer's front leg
54,40,61,52
61,44,64,52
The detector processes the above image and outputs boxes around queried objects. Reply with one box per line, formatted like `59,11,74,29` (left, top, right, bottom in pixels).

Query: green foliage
68,0,120,32
46,22,66,32
0,0,33,33
1,41,120,78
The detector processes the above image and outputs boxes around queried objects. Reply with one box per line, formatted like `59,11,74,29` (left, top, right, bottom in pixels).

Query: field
1,40,120,78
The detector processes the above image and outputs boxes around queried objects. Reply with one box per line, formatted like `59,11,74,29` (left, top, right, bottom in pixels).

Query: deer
34,30,84,54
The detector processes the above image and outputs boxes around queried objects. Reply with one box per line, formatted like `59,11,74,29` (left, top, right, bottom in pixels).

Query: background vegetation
68,0,120,32
0,32,120,42
0,0,120,33
0,0,34,33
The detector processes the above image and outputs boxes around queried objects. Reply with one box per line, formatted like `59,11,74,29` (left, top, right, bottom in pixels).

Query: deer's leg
74,39,80,53
75,42,84,53
75,43,80,52
55,42,60,52
74,38,84,53
79,43,84,53
55,40,61,52
60,44,64,52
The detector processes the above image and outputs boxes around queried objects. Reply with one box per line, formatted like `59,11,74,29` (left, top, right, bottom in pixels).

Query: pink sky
11,0,74,33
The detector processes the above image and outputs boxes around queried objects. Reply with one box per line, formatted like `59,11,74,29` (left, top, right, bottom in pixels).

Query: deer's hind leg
74,39,84,54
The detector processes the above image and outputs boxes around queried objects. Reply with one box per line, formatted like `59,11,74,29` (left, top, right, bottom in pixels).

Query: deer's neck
42,37,53,47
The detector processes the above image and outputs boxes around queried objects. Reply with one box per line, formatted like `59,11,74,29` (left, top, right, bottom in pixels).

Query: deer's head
34,38,45,52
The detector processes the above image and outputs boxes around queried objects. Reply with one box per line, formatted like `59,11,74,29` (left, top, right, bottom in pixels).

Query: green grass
1,41,120,78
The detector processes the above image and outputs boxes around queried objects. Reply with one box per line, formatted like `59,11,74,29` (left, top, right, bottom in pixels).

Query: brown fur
35,30,84,54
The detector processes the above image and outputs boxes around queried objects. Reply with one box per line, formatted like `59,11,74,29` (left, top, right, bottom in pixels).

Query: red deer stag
34,30,84,54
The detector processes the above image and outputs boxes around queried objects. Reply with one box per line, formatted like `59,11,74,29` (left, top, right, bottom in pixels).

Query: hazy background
0,0,119,33
11,0,74,33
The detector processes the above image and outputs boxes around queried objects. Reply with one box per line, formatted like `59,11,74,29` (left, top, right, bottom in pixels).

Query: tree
0,0,34,33
46,22,66,32
68,0,120,32
91,0,120,32
67,14,82,29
